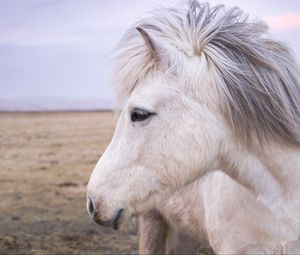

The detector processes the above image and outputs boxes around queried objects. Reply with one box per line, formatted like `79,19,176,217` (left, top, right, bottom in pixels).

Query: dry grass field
0,112,212,254
0,112,138,254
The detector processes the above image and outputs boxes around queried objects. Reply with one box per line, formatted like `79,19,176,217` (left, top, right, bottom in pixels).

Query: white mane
112,0,300,147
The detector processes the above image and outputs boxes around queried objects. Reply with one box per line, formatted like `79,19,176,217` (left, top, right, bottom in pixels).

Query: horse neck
220,139,300,214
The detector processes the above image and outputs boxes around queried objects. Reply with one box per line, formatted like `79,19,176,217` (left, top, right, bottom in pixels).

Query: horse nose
87,196,95,216
87,194,124,229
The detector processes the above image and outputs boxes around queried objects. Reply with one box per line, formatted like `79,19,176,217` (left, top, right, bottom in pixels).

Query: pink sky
267,12,300,32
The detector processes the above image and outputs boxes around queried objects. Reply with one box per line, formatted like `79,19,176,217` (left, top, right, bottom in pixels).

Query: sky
1,0,300,102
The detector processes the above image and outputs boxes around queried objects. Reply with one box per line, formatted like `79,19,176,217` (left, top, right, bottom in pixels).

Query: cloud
266,13,300,32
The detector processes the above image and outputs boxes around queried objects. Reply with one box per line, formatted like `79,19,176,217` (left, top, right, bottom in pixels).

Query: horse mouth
93,208,124,230
112,208,124,230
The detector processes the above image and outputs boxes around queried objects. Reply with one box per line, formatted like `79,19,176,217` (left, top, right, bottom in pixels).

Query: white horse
87,1,300,253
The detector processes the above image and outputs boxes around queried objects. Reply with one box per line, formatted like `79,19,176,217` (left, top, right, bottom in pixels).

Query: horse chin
113,209,137,232
131,192,165,216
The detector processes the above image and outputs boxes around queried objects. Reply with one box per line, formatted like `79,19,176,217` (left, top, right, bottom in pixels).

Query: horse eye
131,107,155,122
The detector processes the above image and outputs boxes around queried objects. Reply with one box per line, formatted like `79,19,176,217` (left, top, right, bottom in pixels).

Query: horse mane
112,1,300,147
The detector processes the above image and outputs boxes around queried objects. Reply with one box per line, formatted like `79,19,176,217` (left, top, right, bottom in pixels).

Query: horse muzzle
87,195,124,230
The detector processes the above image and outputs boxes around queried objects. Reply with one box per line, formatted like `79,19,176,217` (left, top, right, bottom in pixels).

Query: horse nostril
88,196,95,216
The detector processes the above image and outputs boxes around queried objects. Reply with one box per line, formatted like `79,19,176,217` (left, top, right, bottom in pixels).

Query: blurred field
0,112,138,254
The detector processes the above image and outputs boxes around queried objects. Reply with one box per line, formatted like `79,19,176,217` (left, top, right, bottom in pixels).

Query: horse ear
136,27,165,63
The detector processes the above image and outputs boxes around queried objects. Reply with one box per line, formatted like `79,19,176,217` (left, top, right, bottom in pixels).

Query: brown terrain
0,112,212,254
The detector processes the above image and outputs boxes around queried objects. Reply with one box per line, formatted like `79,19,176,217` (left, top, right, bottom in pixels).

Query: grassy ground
0,112,213,255
0,112,138,254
